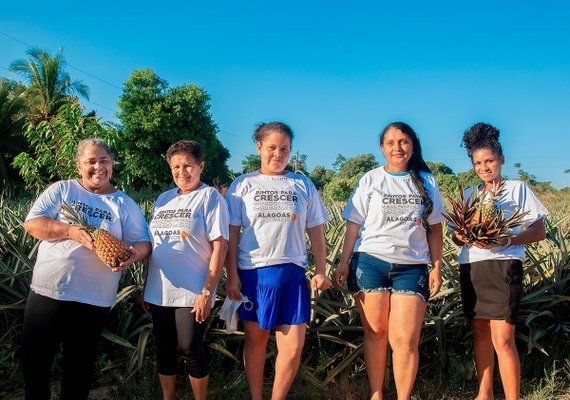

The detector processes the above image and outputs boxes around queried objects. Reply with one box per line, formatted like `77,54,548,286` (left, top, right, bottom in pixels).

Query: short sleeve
226,179,243,227
204,190,230,241
120,196,151,244
342,175,369,225
305,178,329,229
518,182,549,227
25,181,66,221
426,175,446,225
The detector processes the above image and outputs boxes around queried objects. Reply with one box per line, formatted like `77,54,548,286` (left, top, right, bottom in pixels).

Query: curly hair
380,122,433,230
461,122,503,159
166,140,205,164
253,122,294,144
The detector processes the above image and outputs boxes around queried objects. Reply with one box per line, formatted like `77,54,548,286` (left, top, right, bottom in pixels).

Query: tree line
1,47,563,198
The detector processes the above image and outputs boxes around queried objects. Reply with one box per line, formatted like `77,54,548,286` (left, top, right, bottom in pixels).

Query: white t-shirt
458,180,549,264
226,171,329,270
26,180,151,307
342,166,446,264
144,184,230,307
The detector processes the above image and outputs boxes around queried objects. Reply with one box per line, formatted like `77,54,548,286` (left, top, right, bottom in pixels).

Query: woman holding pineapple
143,140,229,400
334,122,445,400
225,122,330,400
22,138,152,400
453,123,548,400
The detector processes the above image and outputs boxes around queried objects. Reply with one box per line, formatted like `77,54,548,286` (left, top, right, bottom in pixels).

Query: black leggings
149,304,210,378
22,291,109,400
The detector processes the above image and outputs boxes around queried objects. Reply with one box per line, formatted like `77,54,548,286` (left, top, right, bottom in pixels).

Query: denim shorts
347,252,429,302
237,263,310,330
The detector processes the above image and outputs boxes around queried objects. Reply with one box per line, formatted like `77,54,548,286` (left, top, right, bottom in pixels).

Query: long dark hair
380,122,433,230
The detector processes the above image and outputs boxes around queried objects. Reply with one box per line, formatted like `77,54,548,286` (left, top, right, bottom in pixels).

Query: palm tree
9,47,89,121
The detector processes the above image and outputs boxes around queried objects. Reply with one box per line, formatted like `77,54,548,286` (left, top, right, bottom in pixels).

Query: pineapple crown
59,201,91,230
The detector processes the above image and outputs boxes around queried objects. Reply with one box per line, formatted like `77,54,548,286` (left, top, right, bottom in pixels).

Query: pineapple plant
60,201,131,268
443,181,529,245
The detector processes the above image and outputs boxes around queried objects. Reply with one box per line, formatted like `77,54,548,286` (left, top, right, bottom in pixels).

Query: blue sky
2,1,569,188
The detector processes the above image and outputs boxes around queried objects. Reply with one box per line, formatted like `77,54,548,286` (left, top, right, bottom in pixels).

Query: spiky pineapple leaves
443,181,530,245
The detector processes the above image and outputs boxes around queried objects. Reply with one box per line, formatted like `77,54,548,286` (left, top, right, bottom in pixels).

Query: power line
218,129,250,141
67,65,122,91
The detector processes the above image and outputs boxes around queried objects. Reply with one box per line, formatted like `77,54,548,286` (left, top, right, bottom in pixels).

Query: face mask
218,294,253,332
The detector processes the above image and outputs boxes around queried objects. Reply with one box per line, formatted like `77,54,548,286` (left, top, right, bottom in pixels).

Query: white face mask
218,294,253,333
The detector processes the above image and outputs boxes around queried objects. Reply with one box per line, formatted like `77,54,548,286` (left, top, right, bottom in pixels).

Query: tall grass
1,190,569,399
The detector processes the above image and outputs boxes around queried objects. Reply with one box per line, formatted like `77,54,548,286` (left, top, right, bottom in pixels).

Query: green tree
321,153,378,202
310,165,334,190
10,47,89,121
426,161,453,176
288,151,308,174
332,154,346,172
116,69,230,190
336,153,378,179
427,161,458,196
12,101,111,190
323,176,359,201
241,154,261,174
0,79,27,183
456,169,480,189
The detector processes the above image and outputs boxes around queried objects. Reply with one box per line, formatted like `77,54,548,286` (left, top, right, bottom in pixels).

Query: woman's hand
452,231,471,247
226,273,242,301
428,266,442,298
112,245,137,272
311,273,331,291
112,241,151,273
68,225,95,250
333,264,349,288
192,293,213,323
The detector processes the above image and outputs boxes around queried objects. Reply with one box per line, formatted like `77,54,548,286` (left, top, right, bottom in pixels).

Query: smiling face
471,148,504,188
76,145,114,193
381,127,413,173
168,152,204,194
256,130,291,175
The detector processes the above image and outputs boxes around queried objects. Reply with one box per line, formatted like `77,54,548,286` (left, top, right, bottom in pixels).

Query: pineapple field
1,190,569,399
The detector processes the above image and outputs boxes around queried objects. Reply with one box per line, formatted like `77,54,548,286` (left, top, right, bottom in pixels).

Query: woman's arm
307,224,330,291
225,225,242,300
427,222,443,298
333,221,361,288
193,237,229,323
24,217,94,249
504,218,546,246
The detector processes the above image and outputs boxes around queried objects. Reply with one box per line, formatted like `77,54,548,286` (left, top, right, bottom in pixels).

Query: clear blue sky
2,1,569,188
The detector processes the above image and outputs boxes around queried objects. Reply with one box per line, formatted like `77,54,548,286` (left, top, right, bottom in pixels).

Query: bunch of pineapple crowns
60,201,131,268
443,180,529,245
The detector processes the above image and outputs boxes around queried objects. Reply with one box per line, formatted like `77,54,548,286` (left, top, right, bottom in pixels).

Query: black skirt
459,259,523,325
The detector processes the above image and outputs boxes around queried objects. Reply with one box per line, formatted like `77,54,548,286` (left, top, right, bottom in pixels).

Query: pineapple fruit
60,201,131,268
442,181,529,245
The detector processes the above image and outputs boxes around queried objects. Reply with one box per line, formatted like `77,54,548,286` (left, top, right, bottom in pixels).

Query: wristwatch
201,287,211,297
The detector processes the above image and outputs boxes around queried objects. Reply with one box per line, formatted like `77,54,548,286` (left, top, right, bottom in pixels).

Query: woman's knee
183,352,210,378
492,334,516,353
363,323,388,341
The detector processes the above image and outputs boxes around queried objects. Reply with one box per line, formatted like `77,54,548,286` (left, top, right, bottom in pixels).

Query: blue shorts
237,263,310,330
347,252,429,302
